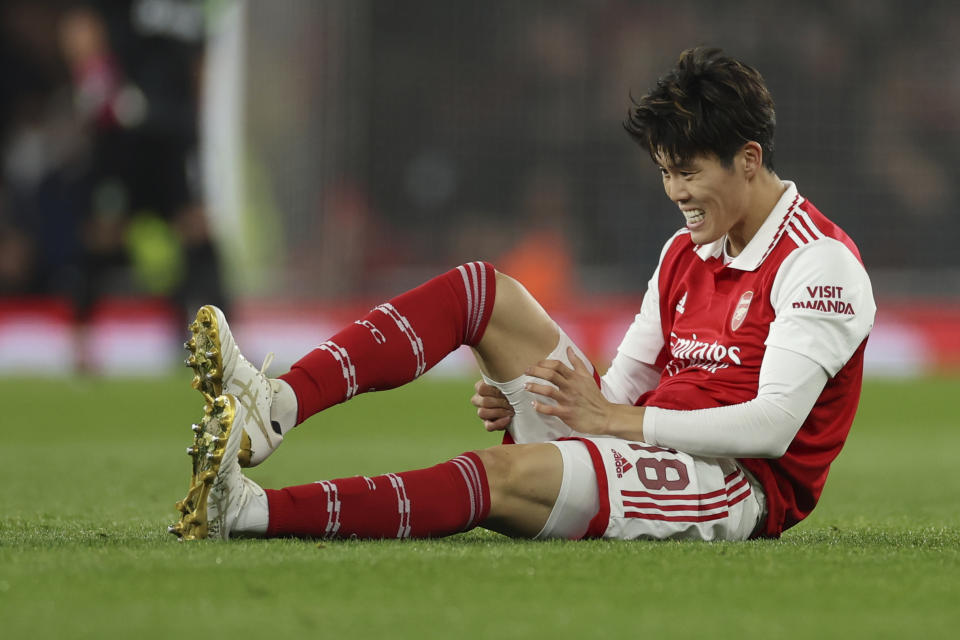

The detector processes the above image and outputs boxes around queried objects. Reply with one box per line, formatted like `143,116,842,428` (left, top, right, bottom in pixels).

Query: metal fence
221,0,960,300
3,0,959,308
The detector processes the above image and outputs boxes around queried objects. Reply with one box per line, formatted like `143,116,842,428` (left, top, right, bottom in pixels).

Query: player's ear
741,142,763,179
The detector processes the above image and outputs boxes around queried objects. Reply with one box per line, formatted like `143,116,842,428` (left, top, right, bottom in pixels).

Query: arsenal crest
730,291,754,331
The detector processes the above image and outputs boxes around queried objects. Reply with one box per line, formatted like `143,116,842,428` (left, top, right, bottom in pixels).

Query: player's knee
472,444,561,505
491,271,527,310
472,445,527,505
473,446,510,491
476,273,558,380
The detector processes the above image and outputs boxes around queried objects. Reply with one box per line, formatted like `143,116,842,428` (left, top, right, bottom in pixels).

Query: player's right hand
471,380,514,432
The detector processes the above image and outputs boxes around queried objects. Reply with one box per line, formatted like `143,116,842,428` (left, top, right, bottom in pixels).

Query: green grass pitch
1,373,958,639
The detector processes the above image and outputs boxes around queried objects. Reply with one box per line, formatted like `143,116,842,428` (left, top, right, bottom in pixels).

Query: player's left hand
471,379,514,432
524,347,612,435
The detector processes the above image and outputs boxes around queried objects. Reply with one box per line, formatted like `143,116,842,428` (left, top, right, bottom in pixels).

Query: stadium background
2,4,958,638
1,0,959,377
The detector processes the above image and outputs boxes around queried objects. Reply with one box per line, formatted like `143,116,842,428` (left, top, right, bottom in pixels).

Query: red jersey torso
637,194,869,536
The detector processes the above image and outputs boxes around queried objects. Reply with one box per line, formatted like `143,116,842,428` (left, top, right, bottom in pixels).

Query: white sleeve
765,239,876,375
643,346,827,458
601,234,684,404
612,233,683,367
601,352,661,405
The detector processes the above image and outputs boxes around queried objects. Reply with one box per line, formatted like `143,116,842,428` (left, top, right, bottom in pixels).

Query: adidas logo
612,449,633,478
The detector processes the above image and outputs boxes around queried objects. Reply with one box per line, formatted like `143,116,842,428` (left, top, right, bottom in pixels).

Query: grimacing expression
656,151,752,252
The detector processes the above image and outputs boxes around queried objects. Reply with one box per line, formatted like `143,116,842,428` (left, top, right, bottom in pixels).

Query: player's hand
525,347,612,435
471,380,514,432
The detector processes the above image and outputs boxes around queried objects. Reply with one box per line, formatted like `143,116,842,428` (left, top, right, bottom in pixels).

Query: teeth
683,209,705,224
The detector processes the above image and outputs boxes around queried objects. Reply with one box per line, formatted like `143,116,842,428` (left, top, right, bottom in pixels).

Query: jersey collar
693,181,800,271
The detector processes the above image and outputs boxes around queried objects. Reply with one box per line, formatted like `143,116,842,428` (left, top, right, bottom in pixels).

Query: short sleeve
765,239,876,376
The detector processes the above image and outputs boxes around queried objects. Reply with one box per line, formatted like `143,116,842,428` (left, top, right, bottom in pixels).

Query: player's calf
473,271,560,382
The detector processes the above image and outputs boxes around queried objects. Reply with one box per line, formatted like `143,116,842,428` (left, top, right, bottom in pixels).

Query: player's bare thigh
475,443,563,538
473,271,559,382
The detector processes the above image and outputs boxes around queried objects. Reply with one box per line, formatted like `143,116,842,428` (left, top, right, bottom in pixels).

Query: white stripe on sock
457,265,475,342
387,473,412,539
450,457,477,529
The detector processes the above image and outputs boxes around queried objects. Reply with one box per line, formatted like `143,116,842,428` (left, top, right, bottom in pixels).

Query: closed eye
660,169,697,180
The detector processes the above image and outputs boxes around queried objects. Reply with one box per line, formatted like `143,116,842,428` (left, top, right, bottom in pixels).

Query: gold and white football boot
184,305,286,467
168,394,267,541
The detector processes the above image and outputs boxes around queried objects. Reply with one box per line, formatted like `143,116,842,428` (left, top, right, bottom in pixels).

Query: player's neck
727,171,785,256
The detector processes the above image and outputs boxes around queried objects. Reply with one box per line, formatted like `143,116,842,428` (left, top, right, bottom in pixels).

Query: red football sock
280,261,496,424
264,452,490,539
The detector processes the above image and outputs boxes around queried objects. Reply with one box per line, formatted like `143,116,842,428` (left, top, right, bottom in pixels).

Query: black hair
624,47,776,170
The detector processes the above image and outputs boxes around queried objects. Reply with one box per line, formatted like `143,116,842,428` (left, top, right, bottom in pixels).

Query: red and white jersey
617,181,876,537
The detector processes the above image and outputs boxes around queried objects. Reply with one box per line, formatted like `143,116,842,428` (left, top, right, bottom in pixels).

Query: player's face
656,151,750,251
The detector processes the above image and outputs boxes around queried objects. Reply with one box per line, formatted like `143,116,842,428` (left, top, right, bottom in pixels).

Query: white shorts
542,439,764,541
484,330,766,541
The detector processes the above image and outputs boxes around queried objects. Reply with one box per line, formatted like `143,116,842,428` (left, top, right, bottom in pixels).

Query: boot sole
185,305,224,399
184,306,255,467
168,395,237,541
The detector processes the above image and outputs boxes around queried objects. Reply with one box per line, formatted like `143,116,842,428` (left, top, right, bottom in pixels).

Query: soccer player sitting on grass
170,47,875,543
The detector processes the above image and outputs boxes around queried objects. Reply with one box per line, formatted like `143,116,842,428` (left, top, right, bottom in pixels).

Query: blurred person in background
0,0,223,326
0,219,36,295
1,1,90,304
